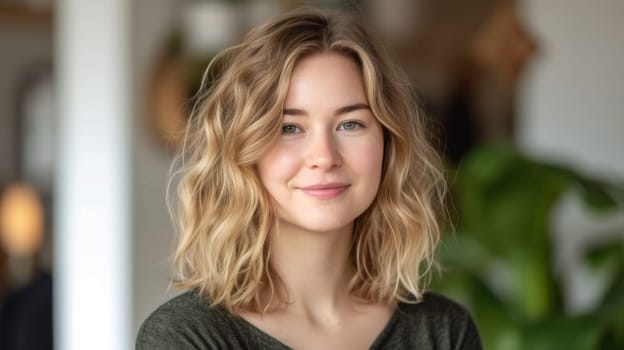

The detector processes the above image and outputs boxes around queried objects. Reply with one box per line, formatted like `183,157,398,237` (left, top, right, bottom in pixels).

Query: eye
281,124,301,134
338,120,364,131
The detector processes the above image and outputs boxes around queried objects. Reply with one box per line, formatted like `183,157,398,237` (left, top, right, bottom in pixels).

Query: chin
282,215,357,234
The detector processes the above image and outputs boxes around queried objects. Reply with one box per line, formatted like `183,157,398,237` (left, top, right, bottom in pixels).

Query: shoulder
389,292,482,349
135,291,250,350
403,292,473,321
138,291,213,330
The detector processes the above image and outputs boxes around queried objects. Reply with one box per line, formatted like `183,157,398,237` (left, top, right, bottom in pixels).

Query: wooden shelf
0,4,53,28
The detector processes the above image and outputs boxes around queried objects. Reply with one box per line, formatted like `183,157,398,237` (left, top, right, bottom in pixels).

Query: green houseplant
432,143,624,349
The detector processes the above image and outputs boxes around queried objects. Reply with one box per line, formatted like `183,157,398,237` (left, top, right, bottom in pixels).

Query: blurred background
0,0,623,349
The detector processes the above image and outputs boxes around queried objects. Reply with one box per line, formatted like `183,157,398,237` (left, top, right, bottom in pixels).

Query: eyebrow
282,103,371,117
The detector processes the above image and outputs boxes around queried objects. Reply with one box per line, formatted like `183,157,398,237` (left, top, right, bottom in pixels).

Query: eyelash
281,121,365,135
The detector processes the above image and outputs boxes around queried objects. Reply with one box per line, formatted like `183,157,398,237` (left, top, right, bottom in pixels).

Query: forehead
284,52,368,109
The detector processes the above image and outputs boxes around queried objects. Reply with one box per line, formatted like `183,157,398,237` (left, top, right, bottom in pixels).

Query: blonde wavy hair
171,7,446,314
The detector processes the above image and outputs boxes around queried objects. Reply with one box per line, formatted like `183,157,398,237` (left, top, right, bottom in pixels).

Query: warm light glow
0,183,44,256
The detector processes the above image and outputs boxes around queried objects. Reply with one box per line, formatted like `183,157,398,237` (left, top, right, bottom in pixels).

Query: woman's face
257,52,384,234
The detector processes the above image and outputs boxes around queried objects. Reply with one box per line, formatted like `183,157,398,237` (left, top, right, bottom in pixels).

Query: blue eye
281,124,300,134
338,121,364,131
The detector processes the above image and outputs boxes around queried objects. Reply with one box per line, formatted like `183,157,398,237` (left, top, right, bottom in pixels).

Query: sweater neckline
232,302,405,349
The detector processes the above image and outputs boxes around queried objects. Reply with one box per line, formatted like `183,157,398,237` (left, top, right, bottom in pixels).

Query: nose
304,131,343,170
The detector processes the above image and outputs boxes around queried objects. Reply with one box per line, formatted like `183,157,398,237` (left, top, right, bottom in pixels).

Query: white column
54,0,132,349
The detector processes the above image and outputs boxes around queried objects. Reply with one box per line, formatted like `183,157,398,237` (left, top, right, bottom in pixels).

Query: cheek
346,136,384,182
258,145,300,185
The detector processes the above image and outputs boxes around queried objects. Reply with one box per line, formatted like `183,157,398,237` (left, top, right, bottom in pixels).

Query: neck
268,220,355,318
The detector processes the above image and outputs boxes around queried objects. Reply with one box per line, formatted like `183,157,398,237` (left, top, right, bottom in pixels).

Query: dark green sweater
136,291,482,349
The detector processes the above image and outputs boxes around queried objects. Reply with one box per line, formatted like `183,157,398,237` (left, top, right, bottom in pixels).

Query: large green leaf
436,143,624,349
523,315,602,350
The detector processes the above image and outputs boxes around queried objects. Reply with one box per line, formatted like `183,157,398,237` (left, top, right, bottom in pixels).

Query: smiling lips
298,183,350,199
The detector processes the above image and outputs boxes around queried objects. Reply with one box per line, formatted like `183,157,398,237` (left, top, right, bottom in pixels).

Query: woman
137,8,481,350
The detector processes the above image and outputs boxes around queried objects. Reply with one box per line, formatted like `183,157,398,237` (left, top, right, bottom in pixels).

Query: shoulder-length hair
171,7,446,313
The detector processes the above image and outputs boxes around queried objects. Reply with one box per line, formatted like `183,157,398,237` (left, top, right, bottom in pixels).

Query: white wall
520,0,624,179
131,0,179,335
